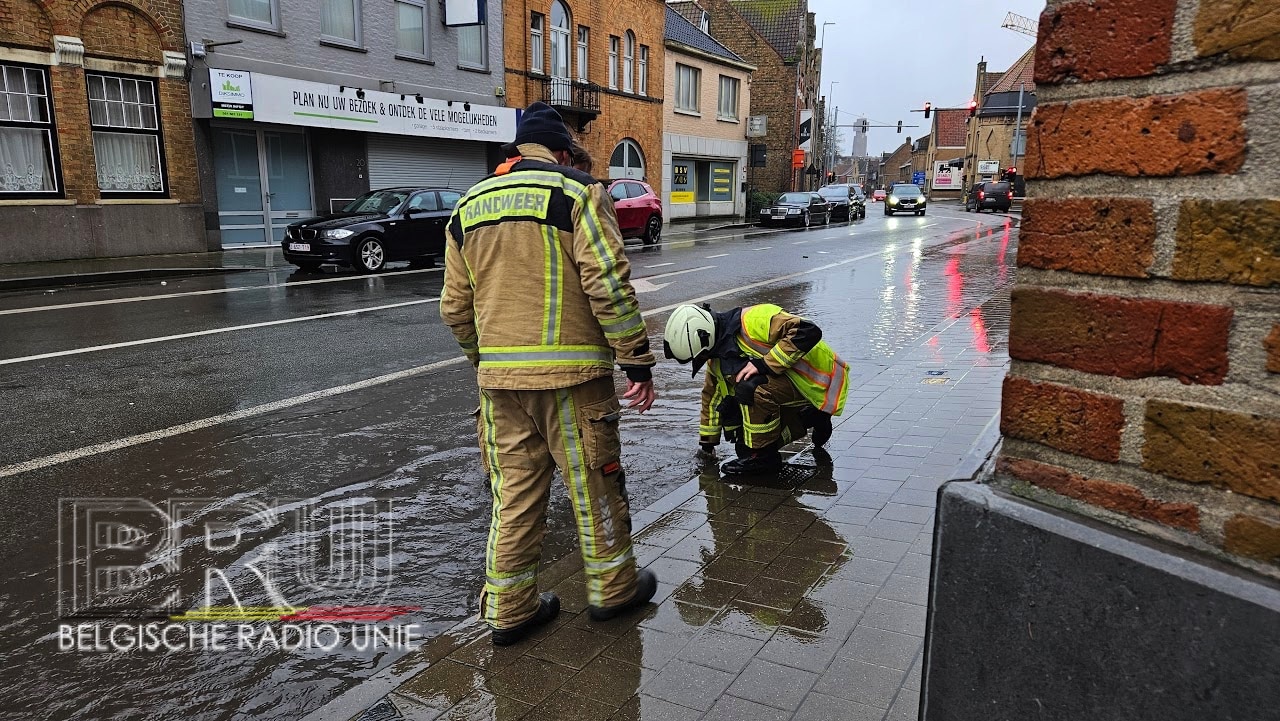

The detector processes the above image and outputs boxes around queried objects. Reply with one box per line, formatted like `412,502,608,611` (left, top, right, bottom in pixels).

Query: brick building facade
670,0,821,194
0,0,203,262
878,137,913,189
502,0,665,197
925,108,967,199
925,0,1280,717
961,47,1036,195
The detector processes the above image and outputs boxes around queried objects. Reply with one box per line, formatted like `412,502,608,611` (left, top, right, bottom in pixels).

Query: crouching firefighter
663,303,850,475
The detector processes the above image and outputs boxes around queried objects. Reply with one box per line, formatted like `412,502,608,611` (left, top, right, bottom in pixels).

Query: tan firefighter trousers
475,376,639,629
740,374,812,449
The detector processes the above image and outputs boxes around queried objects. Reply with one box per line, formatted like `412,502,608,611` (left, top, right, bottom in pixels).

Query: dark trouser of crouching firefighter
441,102,659,646
663,303,850,475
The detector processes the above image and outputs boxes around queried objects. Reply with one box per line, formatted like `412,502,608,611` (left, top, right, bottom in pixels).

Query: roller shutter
366,135,489,192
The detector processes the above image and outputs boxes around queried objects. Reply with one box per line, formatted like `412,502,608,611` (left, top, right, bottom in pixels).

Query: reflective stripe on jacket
735,304,849,416
440,143,655,390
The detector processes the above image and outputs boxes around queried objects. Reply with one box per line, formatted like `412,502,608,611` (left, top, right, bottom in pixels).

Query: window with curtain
87,73,164,195
228,0,278,29
530,14,544,73
458,24,487,69
0,64,59,195
549,1,570,81
577,27,589,81
638,45,648,96
395,0,427,58
675,63,700,112
718,75,739,120
608,36,618,89
623,31,635,93
320,0,360,45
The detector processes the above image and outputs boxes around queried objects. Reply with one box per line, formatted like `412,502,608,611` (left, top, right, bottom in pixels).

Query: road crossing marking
641,266,715,281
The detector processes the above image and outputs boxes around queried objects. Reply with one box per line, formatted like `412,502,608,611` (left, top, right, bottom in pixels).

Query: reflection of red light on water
969,307,991,353
945,256,963,319
998,225,1011,282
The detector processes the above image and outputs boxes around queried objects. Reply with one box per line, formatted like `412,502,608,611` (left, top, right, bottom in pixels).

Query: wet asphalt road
0,205,1017,720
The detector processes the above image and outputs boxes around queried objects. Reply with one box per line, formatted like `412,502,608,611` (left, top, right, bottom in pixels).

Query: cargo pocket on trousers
472,405,491,476
578,396,623,470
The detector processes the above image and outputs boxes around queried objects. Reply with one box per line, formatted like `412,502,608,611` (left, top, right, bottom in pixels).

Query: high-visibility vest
735,304,850,416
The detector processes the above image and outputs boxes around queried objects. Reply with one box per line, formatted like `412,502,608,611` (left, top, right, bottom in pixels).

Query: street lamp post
826,80,839,181
821,21,835,48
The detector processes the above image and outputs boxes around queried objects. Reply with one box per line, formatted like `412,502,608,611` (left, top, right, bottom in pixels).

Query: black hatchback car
759,192,832,227
283,187,463,273
818,184,866,221
964,181,1013,213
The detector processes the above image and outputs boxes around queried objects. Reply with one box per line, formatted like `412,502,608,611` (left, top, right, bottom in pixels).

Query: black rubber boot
588,569,658,622
811,411,833,448
491,592,560,646
720,446,783,476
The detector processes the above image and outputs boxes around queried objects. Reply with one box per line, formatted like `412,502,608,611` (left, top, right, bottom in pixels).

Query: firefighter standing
440,102,658,646
663,303,849,475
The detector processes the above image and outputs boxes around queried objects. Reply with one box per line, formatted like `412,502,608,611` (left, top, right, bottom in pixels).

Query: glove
734,374,767,406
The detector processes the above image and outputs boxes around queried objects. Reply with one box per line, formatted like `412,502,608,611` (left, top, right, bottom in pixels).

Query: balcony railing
540,77,601,117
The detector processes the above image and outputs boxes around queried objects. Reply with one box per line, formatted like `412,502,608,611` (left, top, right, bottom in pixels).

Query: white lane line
644,263,674,269
0,242,920,477
641,265,714,281
753,247,773,251
792,240,809,245
706,253,730,259
0,268,443,316
0,298,439,366
0,356,467,479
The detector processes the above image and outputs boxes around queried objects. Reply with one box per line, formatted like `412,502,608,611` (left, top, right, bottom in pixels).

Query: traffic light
896,120,903,134
827,172,836,184
861,119,869,133
923,102,931,119
968,98,978,117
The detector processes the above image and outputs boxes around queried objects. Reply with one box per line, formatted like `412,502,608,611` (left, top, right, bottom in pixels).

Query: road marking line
641,265,714,281
0,268,443,316
644,263,674,268
753,246,773,251
0,298,439,366
706,253,730,259
0,356,468,479
792,240,809,245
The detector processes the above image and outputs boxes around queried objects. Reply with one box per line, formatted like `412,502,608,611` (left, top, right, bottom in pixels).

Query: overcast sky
813,0,1046,156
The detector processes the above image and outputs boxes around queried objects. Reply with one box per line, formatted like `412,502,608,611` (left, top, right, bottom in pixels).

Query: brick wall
881,139,912,187
997,0,1280,574
502,0,665,195
663,48,751,142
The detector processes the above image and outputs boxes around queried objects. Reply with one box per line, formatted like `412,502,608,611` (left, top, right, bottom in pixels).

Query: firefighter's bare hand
624,380,656,413
734,363,760,383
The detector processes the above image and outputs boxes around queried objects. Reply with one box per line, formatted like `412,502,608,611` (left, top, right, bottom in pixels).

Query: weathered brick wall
502,0,665,195
881,139,912,187
997,0,1280,575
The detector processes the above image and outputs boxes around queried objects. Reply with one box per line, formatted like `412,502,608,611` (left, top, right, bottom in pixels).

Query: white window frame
394,0,429,60
86,72,166,197
717,75,739,121
608,36,619,89
577,26,589,82
674,63,700,113
227,0,281,33
530,13,545,74
458,22,488,70
638,45,648,97
0,63,60,197
623,31,635,93
549,1,571,81
320,0,362,48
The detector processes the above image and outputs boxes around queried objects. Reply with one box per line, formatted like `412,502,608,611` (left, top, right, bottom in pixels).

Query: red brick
1144,401,1280,503
1001,377,1126,462
1224,514,1280,562
1019,198,1155,278
1036,0,1177,84
1266,325,1280,374
1025,89,1247,180
1195,0,1280,62
1173,200,1280,287
1000,456,1200,531
1010,288,1233,385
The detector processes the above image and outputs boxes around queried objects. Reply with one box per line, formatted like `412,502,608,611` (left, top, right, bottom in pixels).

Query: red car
607,179,664,245
871,189,887,202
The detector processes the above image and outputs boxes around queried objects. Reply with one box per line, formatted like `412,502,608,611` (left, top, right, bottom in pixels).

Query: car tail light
1007,190,1014,200
978,190,985,200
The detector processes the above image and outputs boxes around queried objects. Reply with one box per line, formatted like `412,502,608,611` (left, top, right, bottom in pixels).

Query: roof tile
728,0,807,62
665,6,745,63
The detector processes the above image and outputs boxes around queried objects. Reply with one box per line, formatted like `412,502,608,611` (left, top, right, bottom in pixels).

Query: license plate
288,243,310,252
773,215,786,220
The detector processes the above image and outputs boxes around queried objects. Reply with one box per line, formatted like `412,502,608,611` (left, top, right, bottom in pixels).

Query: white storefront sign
977,159,1000,176
932,161,961,190
225,71,517,143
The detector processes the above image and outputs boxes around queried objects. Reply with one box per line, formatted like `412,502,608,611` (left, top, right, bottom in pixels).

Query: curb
0,266,260,292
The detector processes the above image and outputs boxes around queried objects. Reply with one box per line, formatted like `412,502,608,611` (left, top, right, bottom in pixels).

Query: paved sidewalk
0,247,290,289
308,289,1010,721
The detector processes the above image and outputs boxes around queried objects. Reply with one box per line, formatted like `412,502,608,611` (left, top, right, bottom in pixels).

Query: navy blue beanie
512,102,573,152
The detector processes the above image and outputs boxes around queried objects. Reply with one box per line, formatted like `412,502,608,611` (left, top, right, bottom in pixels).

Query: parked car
964,181,1013,212
283,187,462,273
871,189,887,202
759,192,832,227
885,184,927,216
607,179,664,245
818,184,866,221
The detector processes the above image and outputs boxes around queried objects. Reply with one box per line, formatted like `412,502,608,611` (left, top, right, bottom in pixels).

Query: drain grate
727,463,820,489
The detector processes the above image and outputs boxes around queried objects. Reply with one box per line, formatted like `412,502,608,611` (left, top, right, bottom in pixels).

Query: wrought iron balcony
539,78,601,129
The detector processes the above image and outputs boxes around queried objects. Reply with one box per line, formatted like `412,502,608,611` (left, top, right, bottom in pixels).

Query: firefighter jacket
440,143,656,390
700,304,850,444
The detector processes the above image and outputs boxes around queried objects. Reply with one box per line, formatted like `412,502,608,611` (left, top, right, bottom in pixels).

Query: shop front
196,69,516,247
666,154,741,220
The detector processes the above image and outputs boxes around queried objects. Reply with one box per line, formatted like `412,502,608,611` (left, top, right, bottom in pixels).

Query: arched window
623,31,635,93
549,1,571,102
609,138,644,180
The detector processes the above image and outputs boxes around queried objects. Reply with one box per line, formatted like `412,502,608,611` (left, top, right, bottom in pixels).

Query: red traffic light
923,102,932,119
968,99,978,117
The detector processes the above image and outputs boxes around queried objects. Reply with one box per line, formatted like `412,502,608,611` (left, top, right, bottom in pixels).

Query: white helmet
664,304,716,374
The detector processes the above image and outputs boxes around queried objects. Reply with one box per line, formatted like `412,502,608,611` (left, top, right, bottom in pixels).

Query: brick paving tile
756,628,846,673
793,692,885,721
726,658,819,711
812,657,909,708
607,695,702,721
702,694,792,721
675,628,767,673
840,625,924,671
640,660,736,712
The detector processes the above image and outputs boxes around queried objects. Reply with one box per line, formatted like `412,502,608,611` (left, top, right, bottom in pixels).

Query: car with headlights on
818,184,865,221
759,192,833,228
884,184,927,216
282,187,462,273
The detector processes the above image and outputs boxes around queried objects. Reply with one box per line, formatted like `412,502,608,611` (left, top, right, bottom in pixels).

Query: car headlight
323,229,355,239
889,198,898,205
788,208,801,214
